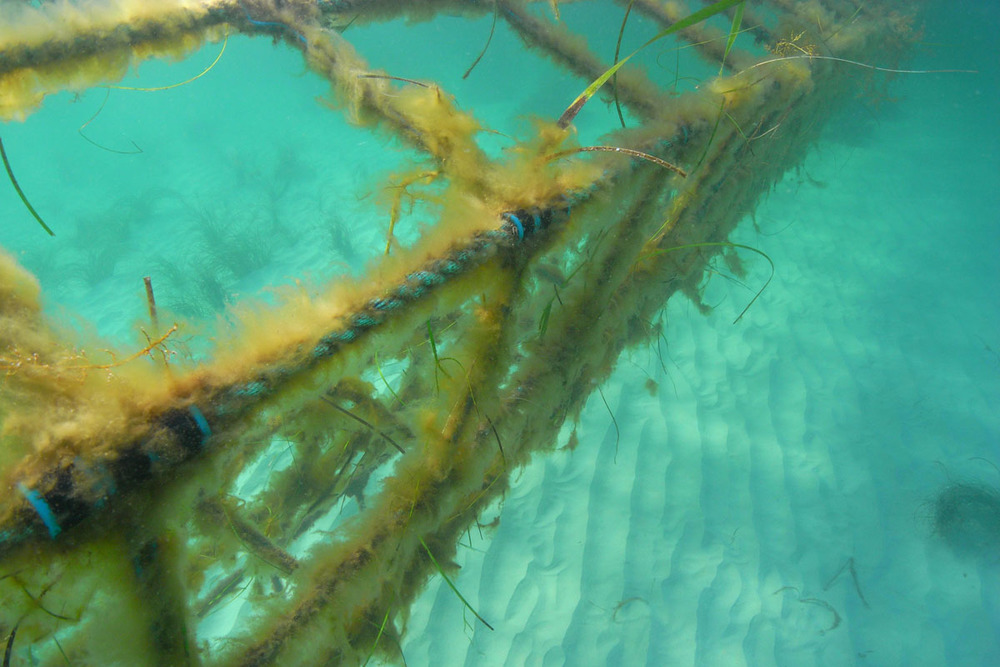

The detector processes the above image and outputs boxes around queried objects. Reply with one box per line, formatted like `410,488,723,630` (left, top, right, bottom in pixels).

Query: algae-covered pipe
0,0,338,120
0,207,564,558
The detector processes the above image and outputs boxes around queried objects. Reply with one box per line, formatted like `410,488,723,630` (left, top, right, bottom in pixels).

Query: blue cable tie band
239,0,307,44
189,405,212,439
18,482,61,538
503,212,525,240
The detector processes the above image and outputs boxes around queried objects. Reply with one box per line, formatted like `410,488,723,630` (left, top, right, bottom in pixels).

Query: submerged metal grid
0,1,921,664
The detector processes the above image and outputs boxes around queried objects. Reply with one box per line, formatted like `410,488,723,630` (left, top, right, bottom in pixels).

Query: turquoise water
1,1,998,665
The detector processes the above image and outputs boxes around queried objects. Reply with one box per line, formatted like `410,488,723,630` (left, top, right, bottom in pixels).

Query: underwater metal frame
0,0,922,664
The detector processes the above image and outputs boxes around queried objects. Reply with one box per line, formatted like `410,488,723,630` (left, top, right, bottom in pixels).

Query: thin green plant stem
362,604,393,667
419,537,494,631
745,54,977,75
645,241,774,323
720,1,745,74
320,395,405,455
538,299,553,338
597,386,620,464
463,0,499,79
78,89,143,154
76,30,228,153
427,321,444,394
547,145,687,177
485,414,506,468
108,29,228,91
557,0,745,127
822,3,864,43
375,351,405,406
3,624,16,667
0,135,55,236
696,33,967,177
52,636,70,666
612,0,636,128
357,73,431,88
13,576,77,621
723,110,750,142
691,98,727,174
426,321,466,393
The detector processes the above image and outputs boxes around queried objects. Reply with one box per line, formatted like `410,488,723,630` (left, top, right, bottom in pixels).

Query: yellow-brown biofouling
0,0,922,664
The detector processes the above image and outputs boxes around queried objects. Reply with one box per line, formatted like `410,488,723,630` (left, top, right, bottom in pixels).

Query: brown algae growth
0,0,924,664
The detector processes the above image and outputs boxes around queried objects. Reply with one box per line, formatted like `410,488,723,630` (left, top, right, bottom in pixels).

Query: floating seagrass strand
0,136,55,236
